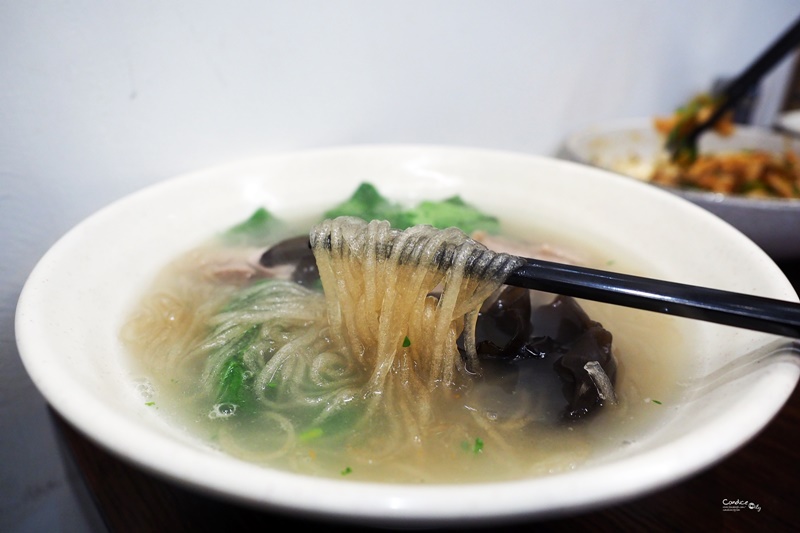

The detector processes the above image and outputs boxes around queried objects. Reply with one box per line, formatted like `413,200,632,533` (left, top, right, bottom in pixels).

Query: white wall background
2,1,799,531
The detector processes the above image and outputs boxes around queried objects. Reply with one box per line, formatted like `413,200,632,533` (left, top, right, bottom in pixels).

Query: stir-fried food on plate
650,93,800,198
653,93,735,148
651,149,800,198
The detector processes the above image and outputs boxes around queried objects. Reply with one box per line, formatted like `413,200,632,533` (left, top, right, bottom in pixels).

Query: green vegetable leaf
402,336,411,347
223,207,282,246
341,466,353,476
406,196,500,234
217,359,249,409
214,324,260,412
324,183,412,229
325,183,500,234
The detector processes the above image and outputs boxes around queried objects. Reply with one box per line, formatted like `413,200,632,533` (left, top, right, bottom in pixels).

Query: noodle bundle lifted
310,217,524,393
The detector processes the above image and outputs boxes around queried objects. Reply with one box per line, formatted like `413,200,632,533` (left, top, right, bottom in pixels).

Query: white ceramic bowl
560,118,800,260
15,145,800,527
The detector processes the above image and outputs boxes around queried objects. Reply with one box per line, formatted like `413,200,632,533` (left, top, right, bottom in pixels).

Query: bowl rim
14,144,800,526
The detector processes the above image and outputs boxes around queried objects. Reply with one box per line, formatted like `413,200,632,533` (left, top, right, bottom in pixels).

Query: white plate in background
560,118,800,260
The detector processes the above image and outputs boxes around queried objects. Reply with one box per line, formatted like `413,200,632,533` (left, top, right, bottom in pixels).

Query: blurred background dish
777,108,800,137
560,117,800,259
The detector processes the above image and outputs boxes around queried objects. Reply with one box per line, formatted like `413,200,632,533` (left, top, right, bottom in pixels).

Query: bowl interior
15,145,800,526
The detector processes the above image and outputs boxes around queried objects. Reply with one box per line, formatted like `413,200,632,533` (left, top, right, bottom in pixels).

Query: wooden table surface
51,260,800,533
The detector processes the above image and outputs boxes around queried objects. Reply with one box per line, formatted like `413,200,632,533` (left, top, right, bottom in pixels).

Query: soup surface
122,187,687,484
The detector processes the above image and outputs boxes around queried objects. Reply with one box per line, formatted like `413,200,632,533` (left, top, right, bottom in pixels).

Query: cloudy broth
122,217,687,484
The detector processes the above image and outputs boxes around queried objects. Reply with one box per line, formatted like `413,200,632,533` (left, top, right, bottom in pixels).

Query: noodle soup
122,203,687,484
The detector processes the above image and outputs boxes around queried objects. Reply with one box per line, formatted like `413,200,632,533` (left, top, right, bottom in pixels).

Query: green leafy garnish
402,336,411,347
341,466,353,476
145,401,155,407
223,207,282,246
214,324,261,413
405,196,499,234
651,399,662,405
324,183,412,229
325,183,499,233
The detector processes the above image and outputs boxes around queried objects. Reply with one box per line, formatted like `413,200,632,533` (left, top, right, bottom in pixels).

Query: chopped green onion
462,438,484,454
341,466,353,476
651,399,662,405
299,428,324,442
473,438,484,454
402,336,411,347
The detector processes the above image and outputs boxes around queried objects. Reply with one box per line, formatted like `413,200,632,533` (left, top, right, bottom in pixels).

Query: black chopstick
505,257,800,339
669,14,800,158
